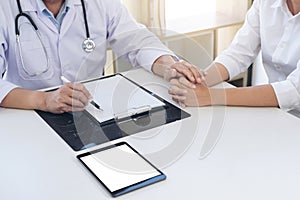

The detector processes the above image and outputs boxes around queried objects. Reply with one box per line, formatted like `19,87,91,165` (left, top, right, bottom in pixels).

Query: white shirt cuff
0,79,18,104
214,55,243,80
136,48,175,72
271,80,300,110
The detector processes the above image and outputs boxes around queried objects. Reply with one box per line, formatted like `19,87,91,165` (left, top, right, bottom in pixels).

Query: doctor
169,0,300,110
0,0,202,113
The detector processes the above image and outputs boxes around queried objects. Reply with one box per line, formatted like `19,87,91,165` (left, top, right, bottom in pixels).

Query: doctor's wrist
33,91,47,111
152,55,177,78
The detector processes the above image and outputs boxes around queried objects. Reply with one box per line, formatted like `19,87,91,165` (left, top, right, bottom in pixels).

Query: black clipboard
36,74,190,151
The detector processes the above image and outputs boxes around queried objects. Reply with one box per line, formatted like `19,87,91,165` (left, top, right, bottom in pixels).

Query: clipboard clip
114,105,152,121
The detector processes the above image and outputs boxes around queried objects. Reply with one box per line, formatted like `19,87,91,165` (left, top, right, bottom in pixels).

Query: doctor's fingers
65,82,92,100
55,102,86,113
44,91,86,113
59,86,90,108
164,68,178,81
174,76,198,89
62,100,87,112
54,86,89,108
171,61,203,84
54,95,87,113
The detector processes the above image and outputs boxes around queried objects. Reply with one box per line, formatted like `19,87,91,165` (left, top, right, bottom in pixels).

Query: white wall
216,0,249,19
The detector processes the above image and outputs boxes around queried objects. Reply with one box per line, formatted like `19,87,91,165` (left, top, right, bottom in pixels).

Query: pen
60,76,101,110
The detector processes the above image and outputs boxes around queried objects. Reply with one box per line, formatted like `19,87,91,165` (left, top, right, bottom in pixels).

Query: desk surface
1,69,300,200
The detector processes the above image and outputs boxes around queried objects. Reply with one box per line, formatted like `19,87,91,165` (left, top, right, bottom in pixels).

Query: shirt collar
74,0,82,5
271,0,286,8
37,0,71,15
271,0,299,17
37,0,49,14
18,0,81,12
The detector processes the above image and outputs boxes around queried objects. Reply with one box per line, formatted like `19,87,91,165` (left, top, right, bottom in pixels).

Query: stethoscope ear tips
82,38,96,53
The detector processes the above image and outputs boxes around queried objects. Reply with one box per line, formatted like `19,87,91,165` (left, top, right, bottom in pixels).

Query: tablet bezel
77,142,166,197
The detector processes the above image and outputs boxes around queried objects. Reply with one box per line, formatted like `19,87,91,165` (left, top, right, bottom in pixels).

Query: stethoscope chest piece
82,38,96,53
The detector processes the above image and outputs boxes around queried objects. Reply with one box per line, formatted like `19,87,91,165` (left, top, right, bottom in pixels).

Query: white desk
1,69,300,200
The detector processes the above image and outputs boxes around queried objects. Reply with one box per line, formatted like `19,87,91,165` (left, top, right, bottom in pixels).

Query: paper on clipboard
84,75,165,123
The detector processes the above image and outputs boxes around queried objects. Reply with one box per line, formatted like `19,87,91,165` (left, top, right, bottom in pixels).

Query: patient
169,0,300,110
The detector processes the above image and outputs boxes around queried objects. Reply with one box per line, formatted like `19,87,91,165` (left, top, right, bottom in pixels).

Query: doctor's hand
164,60,207,87
152,55,206,87
42,82,92,114
168,77,213,107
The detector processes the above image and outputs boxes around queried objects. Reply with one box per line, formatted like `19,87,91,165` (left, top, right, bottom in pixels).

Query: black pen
60,76,102,110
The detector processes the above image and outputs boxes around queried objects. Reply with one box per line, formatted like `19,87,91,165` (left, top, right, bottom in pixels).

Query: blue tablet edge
112,174,167,197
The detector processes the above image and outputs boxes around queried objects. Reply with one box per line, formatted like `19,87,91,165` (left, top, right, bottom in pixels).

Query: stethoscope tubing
81,0,90,39
14,0,95,77
15,13,38,36
15,0,91,39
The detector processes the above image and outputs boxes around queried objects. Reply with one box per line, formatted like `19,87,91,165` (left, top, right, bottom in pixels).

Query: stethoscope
15,0,96,77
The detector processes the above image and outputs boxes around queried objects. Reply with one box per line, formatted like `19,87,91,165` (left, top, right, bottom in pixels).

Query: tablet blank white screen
80,144,161,192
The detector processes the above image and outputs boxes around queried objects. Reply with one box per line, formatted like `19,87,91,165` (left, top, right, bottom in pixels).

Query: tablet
77,142,166,197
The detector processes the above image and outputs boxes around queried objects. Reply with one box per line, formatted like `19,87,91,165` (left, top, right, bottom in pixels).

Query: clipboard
36,74,190,151
82,74,166,124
